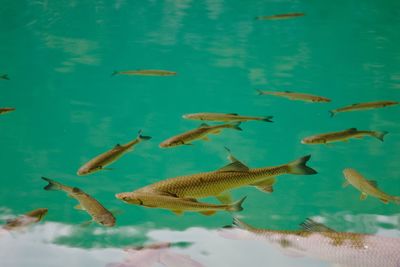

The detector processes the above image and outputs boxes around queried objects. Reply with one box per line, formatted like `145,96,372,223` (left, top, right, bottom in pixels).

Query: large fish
257,90,330,103
224,217,400,267
41,177,116,227
116,191,246,216
330,101,398,117
255,13,305,20
343,168,400,204
120,151,317,202
159,123,242,148
0,108,15,115
2,208,48,231
301,128,388,144
77,130,151,175
112,70,176,76
0,74,9,80
182,112,273,123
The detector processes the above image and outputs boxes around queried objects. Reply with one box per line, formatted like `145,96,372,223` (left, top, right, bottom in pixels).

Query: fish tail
372,131,388,142
329,110,336,117
256,89,266,95
228,196,247,212
137,130,152,141
227,122,242,131
232,217,254,230
2,74,9,80
393,196,400,205
111,70,118,76
261,116,273,122
287,155,317,175
41,177,62,191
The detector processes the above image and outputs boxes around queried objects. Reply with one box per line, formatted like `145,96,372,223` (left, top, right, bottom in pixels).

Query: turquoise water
1,0,400,266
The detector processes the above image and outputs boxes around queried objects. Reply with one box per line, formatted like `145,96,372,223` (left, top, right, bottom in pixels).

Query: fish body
116,191,246,216
3,208,48,230
257,90,330,103
301,128,388,144
124,155,316,199
330,101,398,116
77,131,151,175
343,168,400,204
41,177,115,227
0,74,9,80
159,123,242,148
255,13,305,20
0,108,15,115
227,218,400,267
112,70,176,76
182,113,273,123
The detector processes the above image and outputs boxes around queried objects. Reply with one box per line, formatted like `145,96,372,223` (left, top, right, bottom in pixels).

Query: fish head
301,136,323,144
77,165,100,176
26,208,48,221
115,192,143,205
159,138,183,148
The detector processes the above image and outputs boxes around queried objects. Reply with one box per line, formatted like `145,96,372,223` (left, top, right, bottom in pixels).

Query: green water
1,1,399,266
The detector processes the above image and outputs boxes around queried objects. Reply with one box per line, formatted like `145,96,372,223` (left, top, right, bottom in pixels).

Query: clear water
1,1,399,266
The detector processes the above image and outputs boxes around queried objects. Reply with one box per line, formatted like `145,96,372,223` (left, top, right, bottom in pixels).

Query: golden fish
255,12,305,20
301,128,388,144
116,191,246,216
123,151,317,202
330,101,398,117
257,90,330,103
0,108,15,115
41,177,116,227
0,74,9,80
182,112,273,123
3,208,48,230
112,70,176,76
343,168,400,204
224,217,400,267
77,130,151,175
159,123,242,148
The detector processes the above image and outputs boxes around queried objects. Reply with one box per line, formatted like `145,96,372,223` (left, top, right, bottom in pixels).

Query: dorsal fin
351,103,359,106
114,144,121,148
217,161,249,172
299,219,336,233
367,180,378,188
198,123,209,128
346,128,357,132
227,113,238,115
285,90,292,93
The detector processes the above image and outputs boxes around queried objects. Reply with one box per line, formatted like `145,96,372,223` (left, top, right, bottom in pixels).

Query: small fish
116,191,246,216
122,150,317,202
41,177,116,227
159,123,242,148
0,108,15,115
301,128,388,144
182,112,273,123
343,168,400,204
255,12,305,20
330,101,399,117
2,208,48,231
112,70,177,76
77,130,151,175
0,74,9,80
257,90,330,103
223,217,400,267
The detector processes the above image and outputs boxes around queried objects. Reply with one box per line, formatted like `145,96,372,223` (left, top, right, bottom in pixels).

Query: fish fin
372,131,388,142
299,218,336,233
171,210,184,216
224,146,242,163
251,177,276,193
200,210,217,216
380,198,389,204
285,90,292,93
111,71,118,76
287,155,317,175
256,89,264,95
41,177,62,191
342,181,350,187
1,74,9,80
346,128,357,133
114,144,121,148
80,220,93,227
360,192,368,200
228,196,247,212
393,197,400,205
216,191,233,204
183,197,198,202
137,130,152,141
202,136,210,141
217,161,249,172
232,217,254,231
351,103,359,106
227,113,238,115
367,180,378,188
262,116,273,122
228,122,242,131
329,110,336,117
198,123,209,128
74,204,85,211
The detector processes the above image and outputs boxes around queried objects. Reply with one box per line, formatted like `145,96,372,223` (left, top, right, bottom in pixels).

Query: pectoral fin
299,218,336,233
360,192,368,200
200,210,217,216
380,198,389,204
171,210,184,216
251,177,276,193
216,191,233,204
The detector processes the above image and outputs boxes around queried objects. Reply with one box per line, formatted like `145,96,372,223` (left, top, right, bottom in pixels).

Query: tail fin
329,110,336,117
111,71,118,76
232,217,254,231
1,74,9,80
393,197,400,205
372,131,388,142
228,122,242,131
137,130,152,141
262,116,273,122
228,196,247,212
256,89,264,95
41,177,62,191
287,155,317,175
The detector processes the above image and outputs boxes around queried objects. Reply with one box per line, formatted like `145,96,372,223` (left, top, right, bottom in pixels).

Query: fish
255,13,305,20
116,190,246,216
0,74,9,80
343,168,400,204
159,123,242,148
182,112,273,123
257,90,330,103
122,150,317,202
77,130,151,175
224,217,400,267
301,128,388,144
2,208,48,231
112,70,176,76
330,101,399,117
0,108,15,115
41,177,116,227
